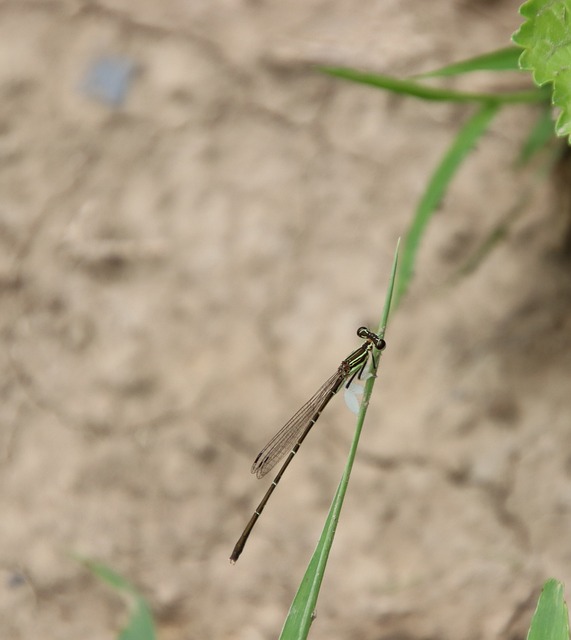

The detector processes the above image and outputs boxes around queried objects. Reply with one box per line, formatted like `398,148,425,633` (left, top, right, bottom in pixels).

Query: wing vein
251,369,345,478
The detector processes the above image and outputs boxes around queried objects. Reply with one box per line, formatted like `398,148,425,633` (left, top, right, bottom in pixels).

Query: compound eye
376,338,387,351
356,326,369,339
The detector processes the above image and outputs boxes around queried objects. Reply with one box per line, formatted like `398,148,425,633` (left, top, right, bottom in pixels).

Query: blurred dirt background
1,1,571,639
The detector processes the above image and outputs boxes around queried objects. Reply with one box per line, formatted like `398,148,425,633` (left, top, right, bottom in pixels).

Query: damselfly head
356,327,386,351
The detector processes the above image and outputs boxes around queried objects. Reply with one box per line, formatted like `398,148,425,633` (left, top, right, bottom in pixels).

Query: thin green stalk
320,66,550,104
396,102,500,304
280,240,399,640
416,46,523,77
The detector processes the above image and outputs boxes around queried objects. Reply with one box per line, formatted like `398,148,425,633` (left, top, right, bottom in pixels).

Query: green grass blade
77,557,156,640
453,190,528,280
527,579,570,640
375,238,399,338
395,102,500,304
279,241,399,640
453,140,562,279
417,46,523,78
517,106,556,166
319,66,548,104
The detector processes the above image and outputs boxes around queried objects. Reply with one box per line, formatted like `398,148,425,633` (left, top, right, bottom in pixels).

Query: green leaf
395,103,500,304
517,106,556,166
319,66,548,103
513,0,571,139
527,578,570,640
78,557,156,640
279,241,399,640
418,46,523,78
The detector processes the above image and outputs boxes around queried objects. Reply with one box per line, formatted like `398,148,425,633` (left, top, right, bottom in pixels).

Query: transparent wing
251,369,344,479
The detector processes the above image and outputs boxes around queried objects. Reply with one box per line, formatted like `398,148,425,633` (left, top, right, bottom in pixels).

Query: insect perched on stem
230,327,386,563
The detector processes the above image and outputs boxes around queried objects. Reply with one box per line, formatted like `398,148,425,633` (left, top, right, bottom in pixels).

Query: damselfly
230,326,386,563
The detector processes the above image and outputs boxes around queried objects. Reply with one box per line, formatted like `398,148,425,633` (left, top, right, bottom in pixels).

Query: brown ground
1,1,570,639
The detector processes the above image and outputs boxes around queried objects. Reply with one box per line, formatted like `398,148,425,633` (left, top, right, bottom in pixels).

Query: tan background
1,1,570,639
